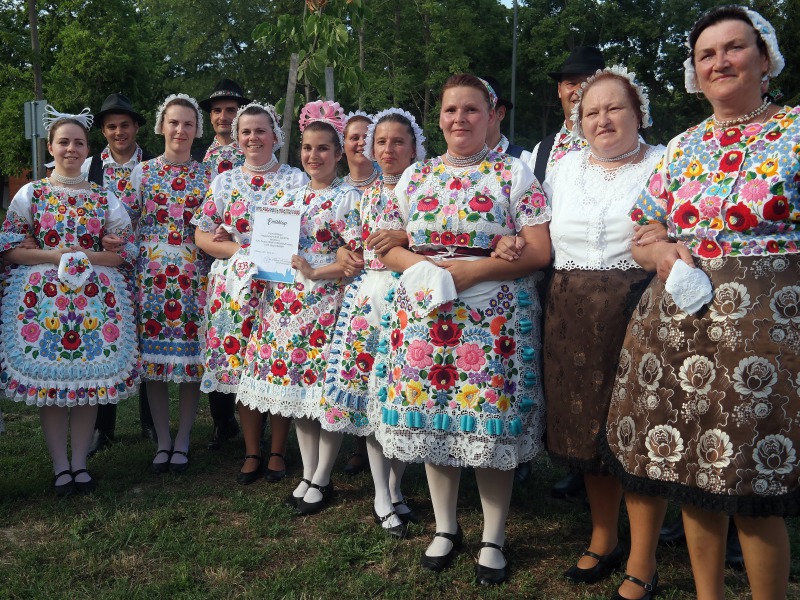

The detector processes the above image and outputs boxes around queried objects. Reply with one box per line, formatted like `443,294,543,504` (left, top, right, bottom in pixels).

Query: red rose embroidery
164,299,182,320
153,274,167,289
390,328,404,349
673,203,700,229
172,177,187,191
185,195,199,208
235,219,249,234
630,208,645,223
165,264,180,277
316,229,332,242
219,160,233,172
430,318,462,347
440,231,456,245
104,292,116,307
23,292,37,308
144,319,162,337
766,240,780,253
44,231,61,247
271,359,288,376
251,176,264,187
79,233,94,249
719,128,742,146
309,329,327,348
84,283,99,297
241,316,255,338
302,369,317,384
417,196,439,212
718,150,743,173
320,200,333,210
763,195,789,221
355,352,374,372
154,193,169,205
456,233,470,245
156,209,169,224
273,299,285,313
223,336,241,355
724,203,757,232
185,321,199,340
289,300,303,315
168,231,182,245
62,330,81,351
428,364,458,390
178,274,191,290
43,282,57,297
696,239,722,258
765,131,782,141
494,336,516,358
468,194,493,212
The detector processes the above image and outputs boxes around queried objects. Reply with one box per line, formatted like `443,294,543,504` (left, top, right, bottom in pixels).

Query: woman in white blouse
499,66,663,593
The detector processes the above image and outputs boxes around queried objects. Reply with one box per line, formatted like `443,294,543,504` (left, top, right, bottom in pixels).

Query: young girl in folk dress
316,108,426,536
125,94,213,474
194,102,308,484
237,100,361,514
0,107,139,495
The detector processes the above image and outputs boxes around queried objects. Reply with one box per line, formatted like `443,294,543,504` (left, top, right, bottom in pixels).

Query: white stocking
475,467,514,568
171,382,200,464
69,404,98,481
424,463,461,557
146,381,172,461
40,406,70,483
366,436,403,528
389,458,410,515
292,417,319,498
305,428,344,503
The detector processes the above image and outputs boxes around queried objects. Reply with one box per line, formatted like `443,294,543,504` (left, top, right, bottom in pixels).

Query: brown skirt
602,254,800,516
544,268,652,473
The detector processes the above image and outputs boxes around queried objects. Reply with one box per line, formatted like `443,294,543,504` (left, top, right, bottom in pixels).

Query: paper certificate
250,206,302,283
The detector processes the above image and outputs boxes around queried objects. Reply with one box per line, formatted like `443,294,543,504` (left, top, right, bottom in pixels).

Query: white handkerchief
57,251,93,290
396,260,458,318
665,259,713,315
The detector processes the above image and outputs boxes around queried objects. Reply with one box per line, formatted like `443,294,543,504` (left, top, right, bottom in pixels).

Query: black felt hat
548,46,606,81
199,79,251,112
481,75,513,111
96,93,146,127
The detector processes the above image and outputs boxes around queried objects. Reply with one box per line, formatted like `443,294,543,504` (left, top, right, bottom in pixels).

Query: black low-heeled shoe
475,541,509,586
343,452,368,476
71,468,97,494
392,498,421,524
372,508,409,539
236,454,263,485
264,452,286,483
54,469,75,497
169,449,190,475
564,544,624,584
420,525,463,572
296,481,334,515
150,449,172,474
611,572,658,600
284,478,311,509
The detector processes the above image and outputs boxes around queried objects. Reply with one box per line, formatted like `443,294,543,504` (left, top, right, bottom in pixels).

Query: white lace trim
236,375,322,418
558,259,643,271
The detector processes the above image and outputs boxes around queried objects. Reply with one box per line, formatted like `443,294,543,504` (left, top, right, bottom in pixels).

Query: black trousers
94,383,154,434
208,391,236,424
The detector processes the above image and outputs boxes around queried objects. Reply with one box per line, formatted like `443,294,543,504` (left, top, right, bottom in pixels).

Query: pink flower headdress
298,100,346,145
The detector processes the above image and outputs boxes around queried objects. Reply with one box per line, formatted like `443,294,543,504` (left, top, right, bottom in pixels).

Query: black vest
87,148,154,186
533,132,558,184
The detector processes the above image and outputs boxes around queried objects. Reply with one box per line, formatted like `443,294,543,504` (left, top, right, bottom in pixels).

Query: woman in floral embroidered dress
125,94,212,474
603,7,799,599
372,74,550,585
316,108,425,537
194,102,308,484
0,109,139,495
237,100,360,514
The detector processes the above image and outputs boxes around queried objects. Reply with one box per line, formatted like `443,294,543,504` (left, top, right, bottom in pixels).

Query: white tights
366,435,408,528
292,418,344,503
40,404,98,483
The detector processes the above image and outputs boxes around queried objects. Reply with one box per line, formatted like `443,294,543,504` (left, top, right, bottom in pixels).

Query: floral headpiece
363,108,427,162
346,110,373,124
153,93,204,138
42,106,94,131
298,100,346,145
477,78,498,109
683,6,785,93
572,65,652,140
231,102,284,150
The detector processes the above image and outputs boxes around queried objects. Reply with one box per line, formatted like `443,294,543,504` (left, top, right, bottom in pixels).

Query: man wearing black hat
481,75,532,163
529,46,605,184
199,78,251,176
81,92,156,454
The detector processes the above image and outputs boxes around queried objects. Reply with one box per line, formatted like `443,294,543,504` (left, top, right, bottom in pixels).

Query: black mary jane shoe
611,572,658,600
475,541,509,586
296,481,334,516
207,416,239,450
236,454,263,485
392,498,421,524
372,508,409,539
169,449,190,475
284,478,311,509
150,449,172,474
71,469,97,494
564,544,624,584
264,452,287,483
54,470,75,497
420,525,463,573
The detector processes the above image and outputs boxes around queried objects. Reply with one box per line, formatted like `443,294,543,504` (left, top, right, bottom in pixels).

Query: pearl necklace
50,172,86,186
382,173,401,186
713,98,770,128
161,154,191,167
306,176,343,197
591,141,641,164
244,156,278,173
445,144,489,167
345,168,378,188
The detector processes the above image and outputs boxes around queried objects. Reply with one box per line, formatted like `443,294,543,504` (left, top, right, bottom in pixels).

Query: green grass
0,396,798,599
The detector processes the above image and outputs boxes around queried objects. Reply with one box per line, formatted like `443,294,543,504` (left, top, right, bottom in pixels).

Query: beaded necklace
445,144,489,167
713,98,770,128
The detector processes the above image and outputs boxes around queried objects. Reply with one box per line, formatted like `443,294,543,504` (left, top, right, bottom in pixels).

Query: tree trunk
28,0,46,178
